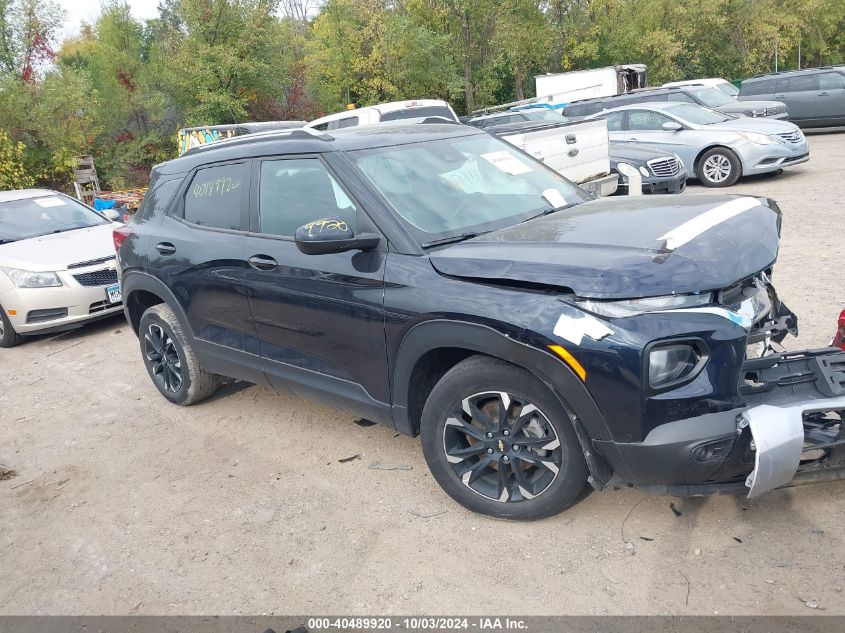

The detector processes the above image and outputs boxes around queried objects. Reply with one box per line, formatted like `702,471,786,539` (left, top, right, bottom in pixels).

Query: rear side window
563,103,602,117
605,111,624,131
184,162,249,230
380,106,455,121
328,116,359,130
788,74,819,92
740,79,774,96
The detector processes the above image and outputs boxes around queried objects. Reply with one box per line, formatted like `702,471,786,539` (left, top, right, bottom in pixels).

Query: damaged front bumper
740,349,845,497
597,348,845,498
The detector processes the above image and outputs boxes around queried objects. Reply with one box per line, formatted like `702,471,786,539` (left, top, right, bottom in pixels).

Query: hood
709,117,799,135
610,143,675,165
0,223,117,272
718,100,784,113
429,195,781,299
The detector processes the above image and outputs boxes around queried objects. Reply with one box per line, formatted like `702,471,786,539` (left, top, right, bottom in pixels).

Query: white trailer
534,65,647,104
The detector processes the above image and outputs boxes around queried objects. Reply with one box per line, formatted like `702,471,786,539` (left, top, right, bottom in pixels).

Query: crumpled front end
740,349,845,497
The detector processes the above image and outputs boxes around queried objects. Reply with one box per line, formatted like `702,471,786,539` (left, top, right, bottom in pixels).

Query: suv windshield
0,195,107,243
350,134,586,244
685,86,733,107
665,103,732,125
715,82,740,98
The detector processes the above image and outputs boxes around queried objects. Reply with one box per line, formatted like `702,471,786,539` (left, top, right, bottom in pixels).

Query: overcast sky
57,0,161,40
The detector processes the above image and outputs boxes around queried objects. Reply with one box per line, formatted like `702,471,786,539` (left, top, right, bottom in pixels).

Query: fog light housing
648,342,706,389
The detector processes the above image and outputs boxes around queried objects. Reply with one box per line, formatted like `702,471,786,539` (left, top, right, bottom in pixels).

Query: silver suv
739,67,845,128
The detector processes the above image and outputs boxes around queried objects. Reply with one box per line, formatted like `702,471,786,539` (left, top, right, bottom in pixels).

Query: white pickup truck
470,113,617,197
306,100,618,196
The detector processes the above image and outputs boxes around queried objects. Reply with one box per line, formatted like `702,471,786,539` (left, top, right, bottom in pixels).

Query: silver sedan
587,102,809,187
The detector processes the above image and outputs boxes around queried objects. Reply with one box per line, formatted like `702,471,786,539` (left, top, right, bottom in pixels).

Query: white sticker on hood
34,196,66,208
553,313,613,346
658,197,760,251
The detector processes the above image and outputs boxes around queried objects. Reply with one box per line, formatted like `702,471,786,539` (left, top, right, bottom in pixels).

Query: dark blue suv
115,124,845,519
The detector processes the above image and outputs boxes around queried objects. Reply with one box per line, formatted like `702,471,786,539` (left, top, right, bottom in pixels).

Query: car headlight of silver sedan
737,131,780,145
1,267,63,288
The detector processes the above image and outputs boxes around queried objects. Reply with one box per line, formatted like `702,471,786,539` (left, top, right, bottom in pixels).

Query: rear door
778,74,819,123
242,154,390,420
153,160,262,378
815,71,845,124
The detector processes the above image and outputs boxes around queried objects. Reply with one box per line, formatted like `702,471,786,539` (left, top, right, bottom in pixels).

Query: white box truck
535,65,647,104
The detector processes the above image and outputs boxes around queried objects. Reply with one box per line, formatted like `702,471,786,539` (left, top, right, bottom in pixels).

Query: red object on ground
835,309,845,350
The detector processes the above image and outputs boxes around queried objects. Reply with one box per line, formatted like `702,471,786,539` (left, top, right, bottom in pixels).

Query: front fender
392,319,612,443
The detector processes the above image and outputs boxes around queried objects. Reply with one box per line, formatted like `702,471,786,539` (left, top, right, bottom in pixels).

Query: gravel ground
1,131,844,616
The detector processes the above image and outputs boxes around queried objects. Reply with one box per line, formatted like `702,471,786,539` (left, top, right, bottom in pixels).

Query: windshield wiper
422,232,481,248
522,202,578,223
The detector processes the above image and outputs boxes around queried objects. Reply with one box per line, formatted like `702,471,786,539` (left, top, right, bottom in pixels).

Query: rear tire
138,304,221,405
0,305,25,348
420,356,589,520
696,147,741,187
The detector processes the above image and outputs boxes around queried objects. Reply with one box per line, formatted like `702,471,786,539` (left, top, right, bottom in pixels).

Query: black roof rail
182,128,333,157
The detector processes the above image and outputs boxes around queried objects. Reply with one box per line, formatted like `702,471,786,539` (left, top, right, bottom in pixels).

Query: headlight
648,341,706,388
638,166,650,176
738,131,780,145
1,268,62,288
744,109,766,117
574,293,713,318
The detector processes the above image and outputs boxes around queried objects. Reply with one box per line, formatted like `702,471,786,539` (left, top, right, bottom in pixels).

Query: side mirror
294,217,380,255
662,121,683,132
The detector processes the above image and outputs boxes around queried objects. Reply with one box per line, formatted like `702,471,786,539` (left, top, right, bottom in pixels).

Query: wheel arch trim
392,319,613,443
121,271,195,339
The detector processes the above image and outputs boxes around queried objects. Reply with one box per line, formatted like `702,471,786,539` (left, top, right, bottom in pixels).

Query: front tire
420,356,589,520
138,304,221,405
0,305,25,348
696,147,741,187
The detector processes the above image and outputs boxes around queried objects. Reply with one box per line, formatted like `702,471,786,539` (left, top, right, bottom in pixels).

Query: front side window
184,163,249,230
349,134,587,244
0,194,107,244
628,110,672,130
258,158,357,237
818,72,845,90
330,116,359,130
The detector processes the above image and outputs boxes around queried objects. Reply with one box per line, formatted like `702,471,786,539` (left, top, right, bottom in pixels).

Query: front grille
766,105,788,117
89,300,121,314
68,255,116,270
777,130,803,143
73,269,118,287
27,308,68,324
647,156,682,177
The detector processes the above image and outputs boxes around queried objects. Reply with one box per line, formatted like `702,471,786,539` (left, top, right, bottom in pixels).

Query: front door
243,155,390,422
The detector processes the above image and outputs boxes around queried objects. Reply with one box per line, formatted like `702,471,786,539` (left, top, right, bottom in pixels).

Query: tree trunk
515,72,525,101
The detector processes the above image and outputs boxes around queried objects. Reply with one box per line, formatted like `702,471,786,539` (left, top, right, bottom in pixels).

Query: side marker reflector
548,344,587,382
7,309,16,316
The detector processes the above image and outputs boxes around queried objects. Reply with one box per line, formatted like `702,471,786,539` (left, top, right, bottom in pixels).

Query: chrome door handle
248,255,277,271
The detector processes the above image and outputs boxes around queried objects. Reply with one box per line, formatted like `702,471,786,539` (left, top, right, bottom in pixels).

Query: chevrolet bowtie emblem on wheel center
498,440,505,452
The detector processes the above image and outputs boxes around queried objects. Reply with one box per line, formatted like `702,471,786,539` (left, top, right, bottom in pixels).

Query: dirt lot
1,131,844,616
